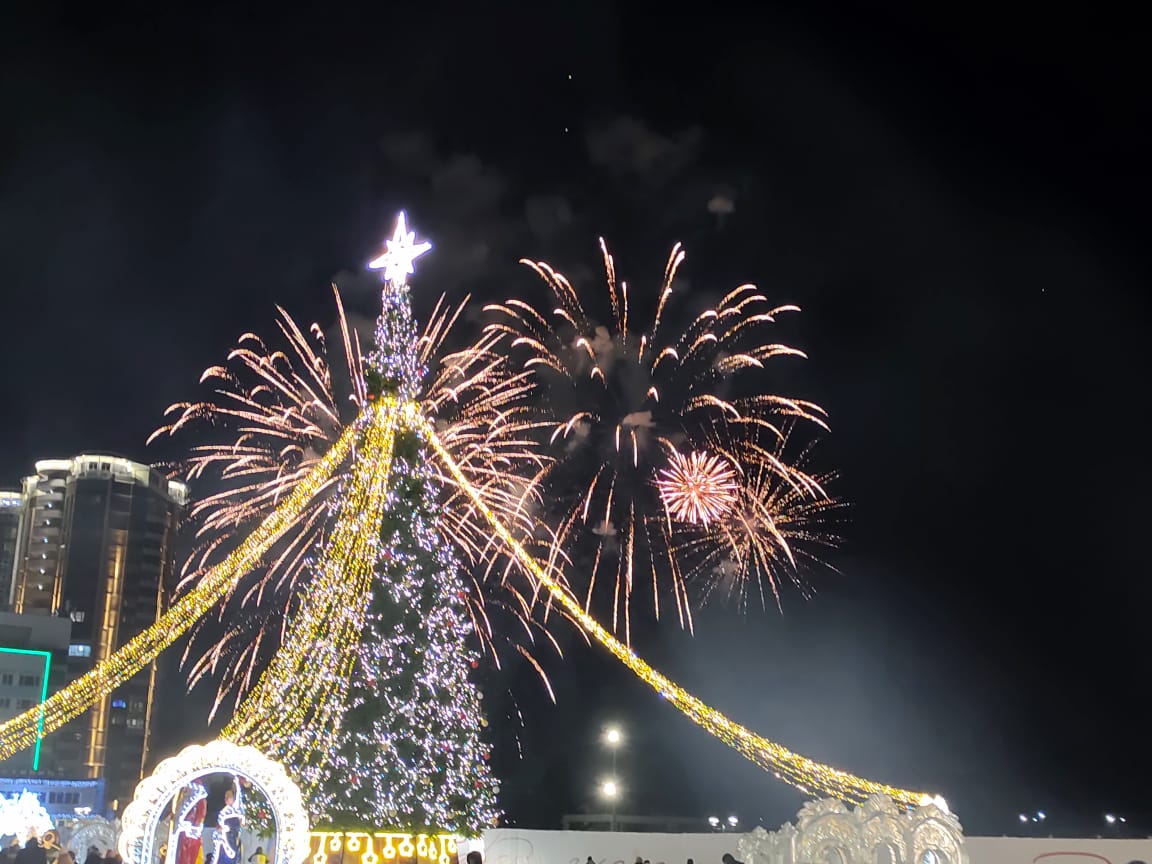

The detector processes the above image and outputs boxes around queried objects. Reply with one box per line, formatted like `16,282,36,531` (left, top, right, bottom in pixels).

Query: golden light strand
225,402,398,770
0,422,360,762
413,405,932,806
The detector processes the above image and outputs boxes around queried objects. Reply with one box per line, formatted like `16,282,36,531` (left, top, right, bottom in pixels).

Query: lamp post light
602,725,623,831
601,778,620,831
604,725,623,775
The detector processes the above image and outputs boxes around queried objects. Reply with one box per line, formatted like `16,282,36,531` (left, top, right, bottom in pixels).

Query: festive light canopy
0,212,939,816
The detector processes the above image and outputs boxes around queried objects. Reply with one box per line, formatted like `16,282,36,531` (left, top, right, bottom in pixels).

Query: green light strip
0,647,53,771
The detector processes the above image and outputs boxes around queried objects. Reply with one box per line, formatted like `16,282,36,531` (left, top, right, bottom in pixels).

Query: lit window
70,610,85,623
68,644,92,658
112,699,127,709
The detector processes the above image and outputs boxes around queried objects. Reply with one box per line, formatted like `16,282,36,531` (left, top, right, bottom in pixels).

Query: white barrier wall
967,838,1152,864
476,828,736,863
473,830,1152,864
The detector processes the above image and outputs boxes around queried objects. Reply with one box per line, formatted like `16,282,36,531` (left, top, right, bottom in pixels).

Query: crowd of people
582,854,746,864
2,837,123,864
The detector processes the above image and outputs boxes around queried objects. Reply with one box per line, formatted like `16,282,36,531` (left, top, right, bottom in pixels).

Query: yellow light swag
0,400,932,808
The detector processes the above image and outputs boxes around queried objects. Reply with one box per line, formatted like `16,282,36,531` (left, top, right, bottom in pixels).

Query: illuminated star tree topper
369,211,432,285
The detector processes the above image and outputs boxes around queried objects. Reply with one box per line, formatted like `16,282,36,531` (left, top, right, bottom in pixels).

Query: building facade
8,455,187,809
0,611,71,776
0,776,105,819
0,492,23,610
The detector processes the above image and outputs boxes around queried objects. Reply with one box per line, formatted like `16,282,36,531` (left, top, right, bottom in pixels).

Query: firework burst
674,435,843,611
484,240,828,641
152,286,560,714
656,449,738,526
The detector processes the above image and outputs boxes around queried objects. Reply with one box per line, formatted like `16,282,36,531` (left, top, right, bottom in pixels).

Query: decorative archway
119,740,310,864
61,818,118,860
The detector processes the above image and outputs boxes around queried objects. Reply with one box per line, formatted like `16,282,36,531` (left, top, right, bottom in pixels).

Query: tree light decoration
229,213,499,834
656,449,739,525
119,739,310,864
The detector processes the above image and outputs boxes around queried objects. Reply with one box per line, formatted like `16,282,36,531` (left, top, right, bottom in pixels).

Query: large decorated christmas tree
304,216,498,832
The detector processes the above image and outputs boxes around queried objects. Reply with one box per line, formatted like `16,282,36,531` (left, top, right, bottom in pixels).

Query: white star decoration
369,211,432,284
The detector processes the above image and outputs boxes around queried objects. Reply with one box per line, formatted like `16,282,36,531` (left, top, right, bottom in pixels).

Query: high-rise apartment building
0,491,23,609
9,454,187,808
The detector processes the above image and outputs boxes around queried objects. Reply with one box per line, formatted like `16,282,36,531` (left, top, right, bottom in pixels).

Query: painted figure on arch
170,781,208,864
211,777,244,864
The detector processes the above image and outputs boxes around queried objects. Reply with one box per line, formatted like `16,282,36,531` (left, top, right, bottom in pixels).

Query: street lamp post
603,726,623,831
601,779,619,831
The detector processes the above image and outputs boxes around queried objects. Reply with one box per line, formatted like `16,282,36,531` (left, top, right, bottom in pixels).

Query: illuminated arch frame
119,739,310,864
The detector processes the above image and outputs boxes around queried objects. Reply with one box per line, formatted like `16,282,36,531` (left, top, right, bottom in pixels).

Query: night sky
3,1,1150,838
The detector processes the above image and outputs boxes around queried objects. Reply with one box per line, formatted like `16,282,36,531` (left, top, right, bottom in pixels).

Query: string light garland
414,406,935,807
224,401,399,767
0,424,359,762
